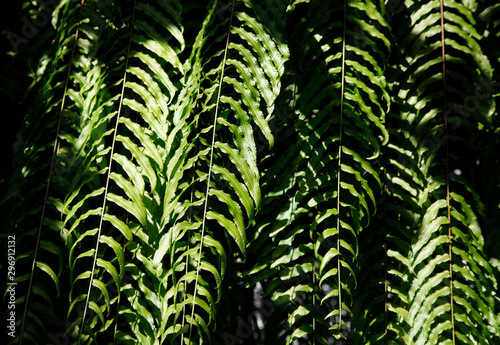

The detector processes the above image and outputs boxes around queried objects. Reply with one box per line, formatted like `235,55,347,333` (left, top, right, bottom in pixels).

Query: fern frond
242,1,390,344
386,1,499,343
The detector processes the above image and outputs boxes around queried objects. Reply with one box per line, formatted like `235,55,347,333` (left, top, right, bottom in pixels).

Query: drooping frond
385,0,499,343
244,1,390,344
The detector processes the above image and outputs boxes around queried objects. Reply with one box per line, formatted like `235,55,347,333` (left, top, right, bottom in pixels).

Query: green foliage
1,0,499,344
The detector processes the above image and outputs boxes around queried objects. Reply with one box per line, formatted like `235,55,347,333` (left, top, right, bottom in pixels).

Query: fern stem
383,144,388,345
185,1,236,343
439,0,455,343
77,1,137,343
19,1,86,343
312,179,316,345
181,91,200,333
336,0,348,337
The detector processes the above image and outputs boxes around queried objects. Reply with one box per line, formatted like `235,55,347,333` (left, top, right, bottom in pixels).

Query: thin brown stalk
19,1,86,343
336,0,347,337
184,1,236,343
77,1,137,343
439,0,455,343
